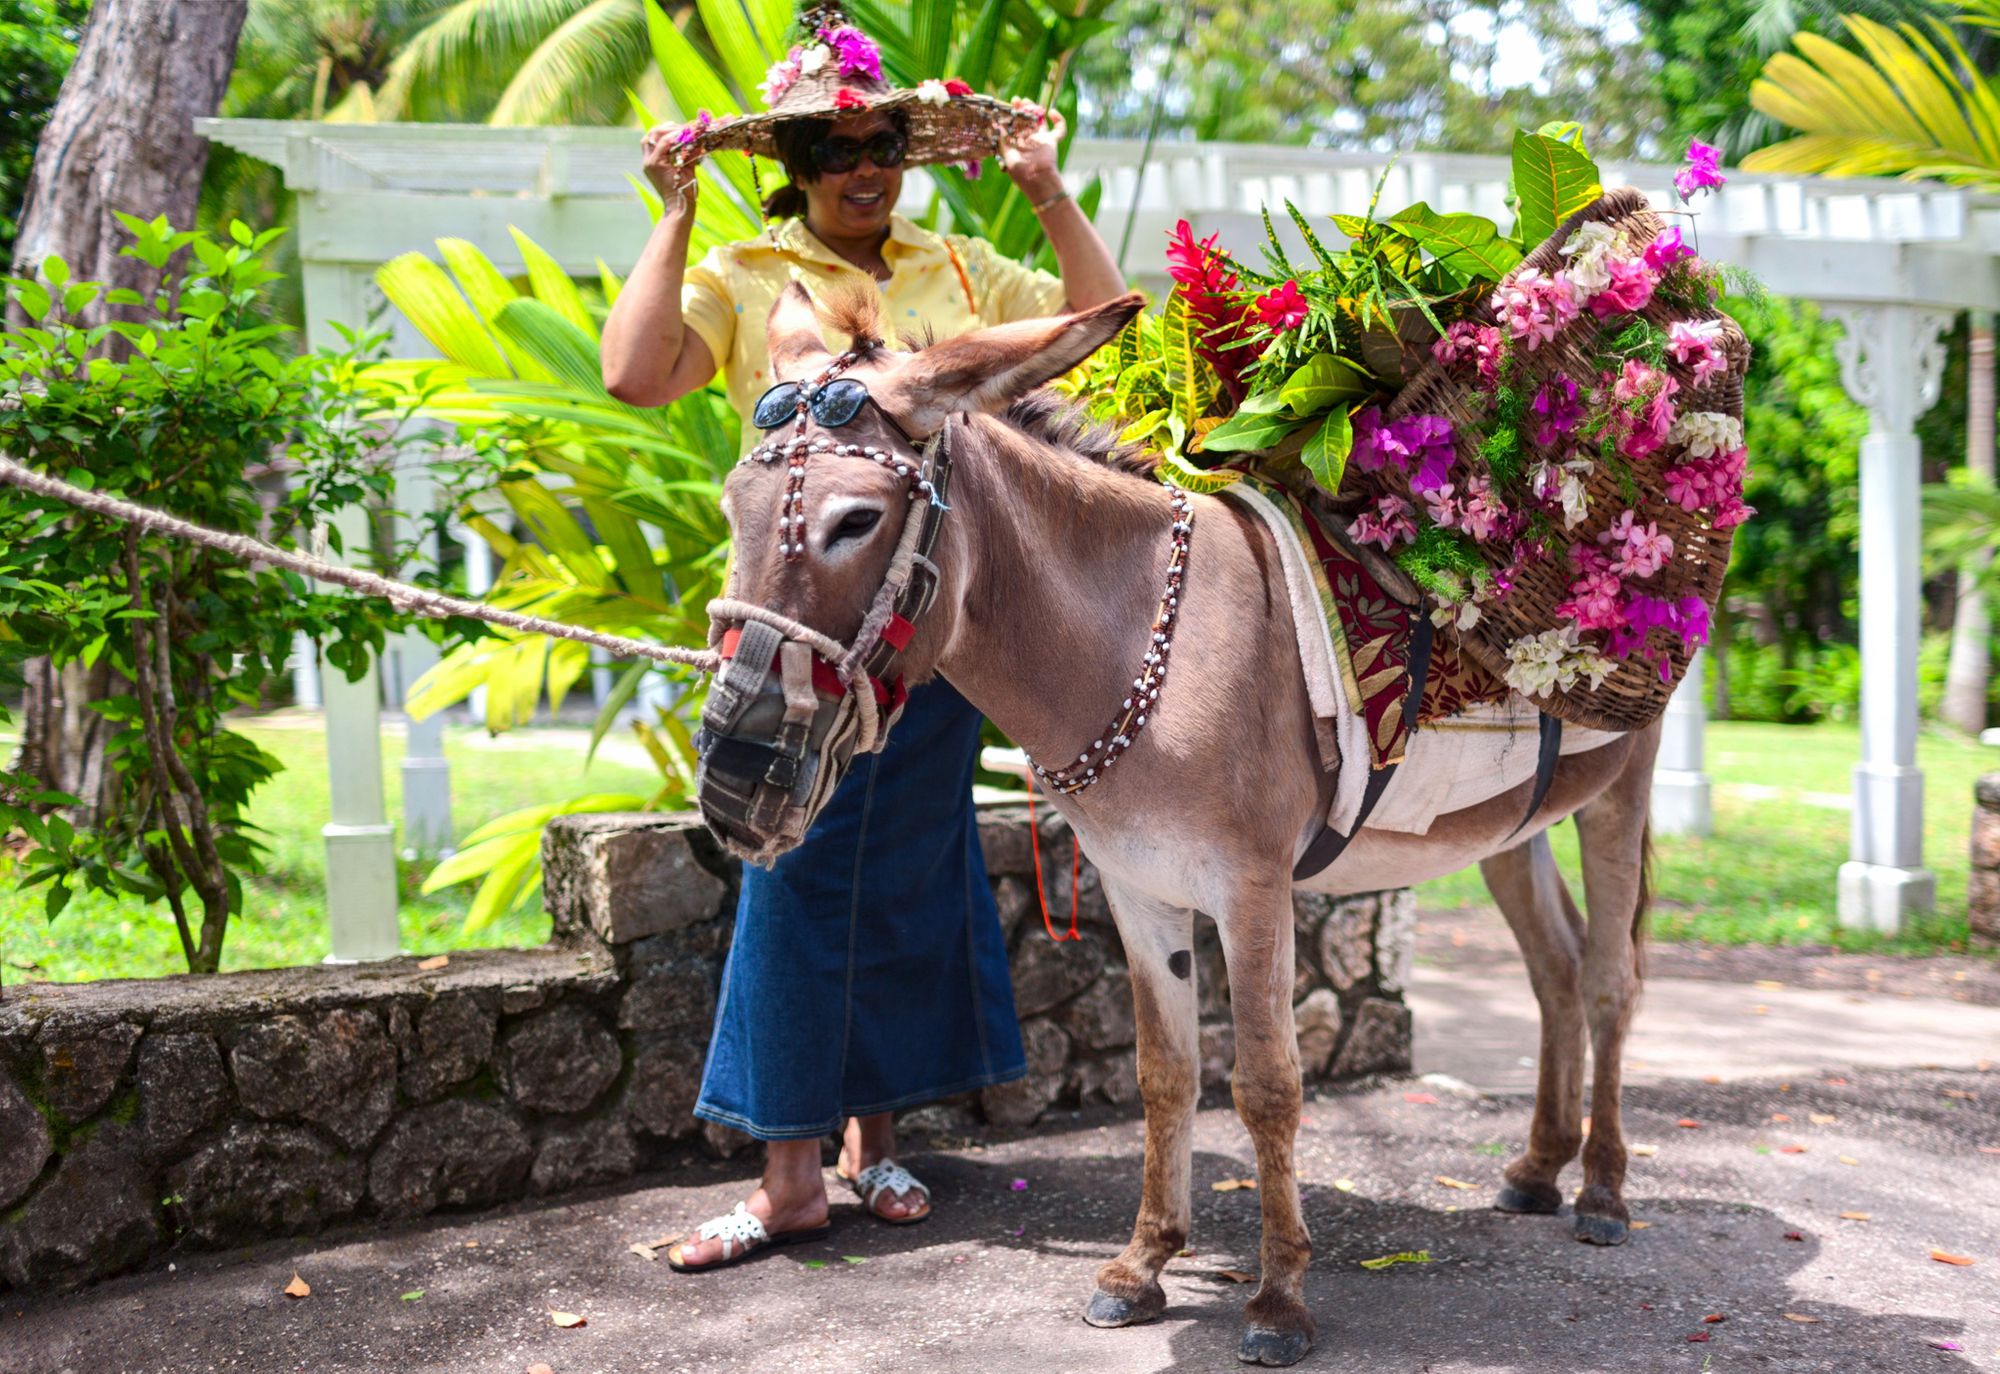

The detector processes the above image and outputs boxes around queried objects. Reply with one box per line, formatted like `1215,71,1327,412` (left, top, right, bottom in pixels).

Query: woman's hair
761,108,910,220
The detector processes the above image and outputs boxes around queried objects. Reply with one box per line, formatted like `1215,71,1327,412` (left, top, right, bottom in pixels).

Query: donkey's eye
829,508,882,545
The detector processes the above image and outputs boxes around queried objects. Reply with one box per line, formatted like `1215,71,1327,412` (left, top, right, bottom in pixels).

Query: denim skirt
694,679,1027,1140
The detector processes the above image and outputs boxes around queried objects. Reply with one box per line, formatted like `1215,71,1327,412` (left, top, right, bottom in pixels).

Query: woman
600,17,1126,1272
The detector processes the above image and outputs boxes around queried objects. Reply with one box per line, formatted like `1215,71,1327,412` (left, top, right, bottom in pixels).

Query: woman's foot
836,1113,932,1223
667,1139,830,1271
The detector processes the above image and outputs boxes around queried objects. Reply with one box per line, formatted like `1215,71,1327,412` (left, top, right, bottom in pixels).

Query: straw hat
671,4,1045,171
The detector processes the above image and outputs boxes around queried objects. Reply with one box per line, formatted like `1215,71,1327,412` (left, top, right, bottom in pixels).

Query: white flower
1667,409,1743,460
1534,457,1593,529
914,78,950,106
797,43,830,74
1503,625,1616,698
1558,222,1624,294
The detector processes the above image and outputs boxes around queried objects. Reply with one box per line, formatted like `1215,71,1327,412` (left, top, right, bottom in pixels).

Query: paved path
9,913,1998,1374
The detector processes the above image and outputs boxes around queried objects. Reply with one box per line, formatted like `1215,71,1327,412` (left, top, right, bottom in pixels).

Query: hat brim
679,92,1042,169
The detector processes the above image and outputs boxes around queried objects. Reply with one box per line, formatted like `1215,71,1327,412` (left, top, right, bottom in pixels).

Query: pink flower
1350,494,1418,550
1587,256,1657,319
1348,406,1398,473
960,158,982,179
1432,321,1502,383
944,77,974,96
1556,561,1628,635
1610,359,1679,459
1663,446,1752,523
1668,320,1728,388
834,87,870,112
1399,413,1458,492
1458,475,1510,542
1253,280,1309,331
1674,139,1726,201
1600,509,1674,579
674,110,713,145
1644,225,1693,272
1491,268,1580,350
821,25,883,81
1422,483,1460,529
759,49,803,105
1530,375,1584,447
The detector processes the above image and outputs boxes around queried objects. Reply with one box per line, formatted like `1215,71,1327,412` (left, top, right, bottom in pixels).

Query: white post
1651,649,1712,836
455,523,495,725
318,502,403,962
1827,304,1954,930
290,631,322,708
395,462,453,858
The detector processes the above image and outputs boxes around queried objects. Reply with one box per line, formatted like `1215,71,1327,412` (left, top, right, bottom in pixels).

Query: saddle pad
1219,478,1530,836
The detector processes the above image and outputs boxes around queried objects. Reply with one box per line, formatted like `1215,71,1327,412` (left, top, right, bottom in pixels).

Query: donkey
699,282,1660,1367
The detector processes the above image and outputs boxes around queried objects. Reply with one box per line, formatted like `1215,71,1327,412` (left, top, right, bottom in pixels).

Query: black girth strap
1506,711,1564,842
1291,615,1434,882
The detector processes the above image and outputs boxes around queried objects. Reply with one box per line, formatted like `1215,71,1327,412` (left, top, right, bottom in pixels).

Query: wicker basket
1372,186,1751,733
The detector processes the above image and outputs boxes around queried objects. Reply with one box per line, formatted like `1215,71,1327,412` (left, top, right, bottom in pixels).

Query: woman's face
801,112,904,239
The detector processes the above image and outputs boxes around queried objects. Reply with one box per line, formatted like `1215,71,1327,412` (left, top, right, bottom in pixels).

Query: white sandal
841,1158,933,1226
665,1202,831,1273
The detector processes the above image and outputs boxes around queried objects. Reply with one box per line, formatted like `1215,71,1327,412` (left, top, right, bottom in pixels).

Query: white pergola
200,119,2000,951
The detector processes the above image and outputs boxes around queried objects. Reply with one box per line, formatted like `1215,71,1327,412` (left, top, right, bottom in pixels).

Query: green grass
1417,719,1999,953
0,716,663,984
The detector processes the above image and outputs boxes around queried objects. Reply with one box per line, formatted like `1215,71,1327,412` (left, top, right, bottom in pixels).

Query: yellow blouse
679,213,1067,452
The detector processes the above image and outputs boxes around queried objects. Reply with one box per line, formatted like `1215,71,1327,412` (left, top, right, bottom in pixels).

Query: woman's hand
641,122,702,213
999,103,1066,203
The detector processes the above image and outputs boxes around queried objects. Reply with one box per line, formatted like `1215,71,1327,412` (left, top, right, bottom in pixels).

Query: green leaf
1510,131,1603,249
508,227,596,340
1385,202,1523,281
1277,355,1372,416
1200,407,1306,454
401,1290,424,1301
1301,407,1353,494
374,253,511,377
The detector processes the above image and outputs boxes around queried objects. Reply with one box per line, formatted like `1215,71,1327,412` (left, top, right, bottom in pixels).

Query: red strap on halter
1023,775,1081,943
717,627,898,705
880,614,916,651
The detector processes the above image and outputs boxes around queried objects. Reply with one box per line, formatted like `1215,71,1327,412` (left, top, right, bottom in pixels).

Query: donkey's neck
931,415,1178,777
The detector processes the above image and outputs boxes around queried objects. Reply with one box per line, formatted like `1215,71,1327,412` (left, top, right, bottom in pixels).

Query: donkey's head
694,279,1142,864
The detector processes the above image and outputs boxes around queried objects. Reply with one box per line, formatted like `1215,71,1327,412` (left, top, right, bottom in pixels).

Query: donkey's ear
893,292,1145,433
765,282,831,374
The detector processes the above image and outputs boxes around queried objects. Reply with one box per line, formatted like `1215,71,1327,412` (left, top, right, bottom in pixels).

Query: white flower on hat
798,43,830,74
914,78,950,106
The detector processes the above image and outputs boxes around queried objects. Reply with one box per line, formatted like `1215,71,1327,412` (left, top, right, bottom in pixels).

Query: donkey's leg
1479,833,1588,1216
1084,884,1199,1330
1218,878,1316,1368
1568,724,1661,1246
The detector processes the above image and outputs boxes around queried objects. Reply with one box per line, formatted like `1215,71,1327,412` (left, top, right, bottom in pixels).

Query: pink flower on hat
820,25,883,81
944,77,974,96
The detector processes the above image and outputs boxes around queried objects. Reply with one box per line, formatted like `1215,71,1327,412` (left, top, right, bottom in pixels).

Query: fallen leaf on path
464,1241,479,1248
1839,1212,1871,1222
1212,1178,1258,1192
1783,1231,1805,1242
401,1290,424,1301
1825,1077,1848,1086
1677,1118,1702,1130
1704,1313,1727,1323
1632,1144,1658,1157
1782,1313,1820,1324
1943,1090,1977,1101
283,1273,310,1299
1403,1092,1438,1105
1358,1250,1431,1270
1931,1341,1964,1351
1332,1178,1355,1192
627,1243,658,1262
1929,1251,1975,1266
1752,1004,1770,1016
1838,1155,1860,1166
549,1310,586,1328
1770,1113,1792,1123
417,955,449,971
1213,1269,1257,1284
1010,1178,1028,1191
1686,1331,1711,1343
1175,1248,1196,1258
1755,979,1784,991
528,1364,555,1374
1434,1176,1476,1190
842,1256,868,1265
1702,1075,1722,1085
802,1260,827,1270
1810,1113,1837,1125
1629,1220,1651,1230
643,1234,683,1250
1780,1144,1808,1154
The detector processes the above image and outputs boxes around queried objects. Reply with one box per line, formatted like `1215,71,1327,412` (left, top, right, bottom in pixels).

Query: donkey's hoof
1084,1286,1165,1328
1238,1326,1313,1367
1573,1212,1630,1246
1494,1182,1563,1215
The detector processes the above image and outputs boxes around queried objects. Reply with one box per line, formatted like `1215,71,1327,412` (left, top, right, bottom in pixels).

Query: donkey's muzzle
694,619,870,866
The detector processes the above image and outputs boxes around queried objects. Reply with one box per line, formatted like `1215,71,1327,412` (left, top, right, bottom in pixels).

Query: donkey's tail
1631,820,1654,980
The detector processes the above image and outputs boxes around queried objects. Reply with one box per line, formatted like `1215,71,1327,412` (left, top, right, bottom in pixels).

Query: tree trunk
1942,311,1995,735
7,0,246,309
6,0,247,825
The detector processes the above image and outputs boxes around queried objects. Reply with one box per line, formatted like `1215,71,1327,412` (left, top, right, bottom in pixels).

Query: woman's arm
601,128,719,408
1000,110,1126,312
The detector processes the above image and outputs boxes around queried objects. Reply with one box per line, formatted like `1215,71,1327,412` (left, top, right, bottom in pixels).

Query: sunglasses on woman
752,377,921,447
809,129,908,175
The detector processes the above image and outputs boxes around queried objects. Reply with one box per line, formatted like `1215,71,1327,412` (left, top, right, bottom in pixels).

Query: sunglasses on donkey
751,377,924,448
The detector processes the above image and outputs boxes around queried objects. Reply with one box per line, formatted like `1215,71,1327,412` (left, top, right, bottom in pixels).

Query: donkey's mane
1000,389,1160,481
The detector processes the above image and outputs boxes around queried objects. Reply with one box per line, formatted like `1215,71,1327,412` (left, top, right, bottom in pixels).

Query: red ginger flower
1164,218,1259,404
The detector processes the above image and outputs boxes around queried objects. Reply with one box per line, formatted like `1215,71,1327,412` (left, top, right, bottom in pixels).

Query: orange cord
1023,774,1081,942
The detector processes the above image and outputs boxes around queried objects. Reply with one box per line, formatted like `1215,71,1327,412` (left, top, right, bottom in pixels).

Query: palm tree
1745,1,2000,734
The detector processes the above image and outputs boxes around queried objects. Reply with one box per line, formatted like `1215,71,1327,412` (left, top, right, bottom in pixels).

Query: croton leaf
1301,406,1353,494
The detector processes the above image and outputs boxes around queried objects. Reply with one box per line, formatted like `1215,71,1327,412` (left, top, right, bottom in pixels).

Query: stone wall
0,809,1410,1292
1974,772,2000,949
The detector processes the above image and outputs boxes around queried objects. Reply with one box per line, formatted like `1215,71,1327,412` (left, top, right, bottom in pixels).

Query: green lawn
1417,720,1998,952
3,717,1994,984
0,717,663,984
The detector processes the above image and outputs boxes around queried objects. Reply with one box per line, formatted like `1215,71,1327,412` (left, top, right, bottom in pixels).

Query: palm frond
488,0,652,125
